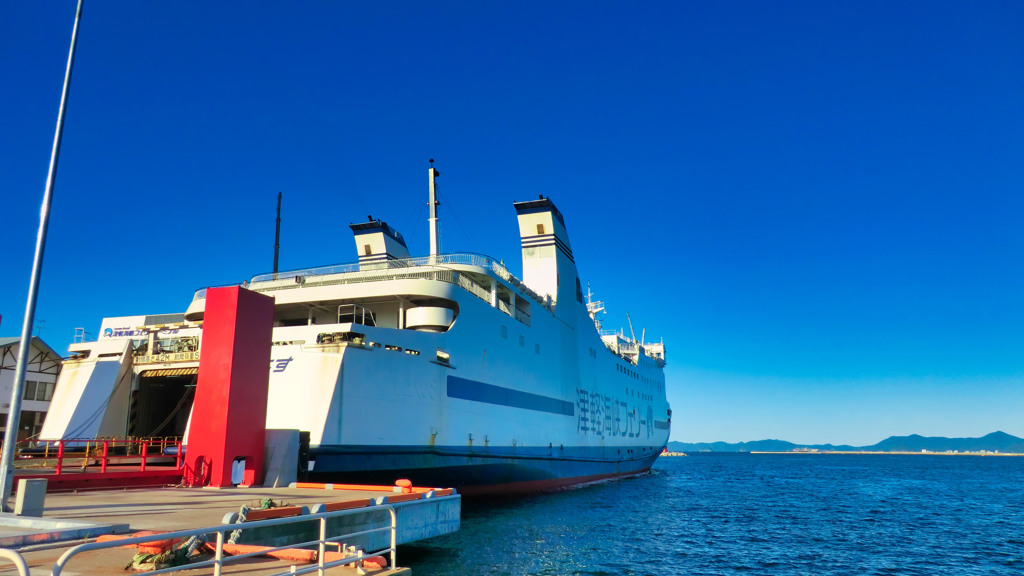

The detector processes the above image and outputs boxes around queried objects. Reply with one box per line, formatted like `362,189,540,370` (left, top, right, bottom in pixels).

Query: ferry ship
41,166,672,494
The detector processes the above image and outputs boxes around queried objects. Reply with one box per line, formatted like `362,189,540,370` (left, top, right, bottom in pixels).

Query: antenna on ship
428,159,441,260
586,283,605,330
273,192,282,274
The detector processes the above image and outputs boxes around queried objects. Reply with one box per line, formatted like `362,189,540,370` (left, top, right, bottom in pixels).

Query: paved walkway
0,486,414,575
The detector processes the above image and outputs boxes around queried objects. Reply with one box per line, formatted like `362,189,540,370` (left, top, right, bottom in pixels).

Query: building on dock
0,336,63,441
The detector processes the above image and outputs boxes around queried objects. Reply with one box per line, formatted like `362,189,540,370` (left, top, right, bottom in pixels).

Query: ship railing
249,252,498,283
497,299,513,317
188,252,552,316
50,503,400,576
15,437,184,474
248,252,552,310
514,306,531,325
456,272,492,301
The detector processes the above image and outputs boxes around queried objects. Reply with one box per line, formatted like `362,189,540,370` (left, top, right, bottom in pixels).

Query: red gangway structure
11,286,275,493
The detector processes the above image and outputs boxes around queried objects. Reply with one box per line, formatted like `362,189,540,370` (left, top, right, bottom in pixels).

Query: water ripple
403,454,1024,575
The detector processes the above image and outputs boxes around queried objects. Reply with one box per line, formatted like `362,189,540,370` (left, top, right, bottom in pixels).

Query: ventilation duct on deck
405,307,455,332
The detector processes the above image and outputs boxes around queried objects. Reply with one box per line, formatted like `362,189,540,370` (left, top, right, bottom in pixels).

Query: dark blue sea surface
402,454,1024,575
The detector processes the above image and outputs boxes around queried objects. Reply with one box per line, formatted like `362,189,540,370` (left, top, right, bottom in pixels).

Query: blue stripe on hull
307,444,665,495
447,376,576,416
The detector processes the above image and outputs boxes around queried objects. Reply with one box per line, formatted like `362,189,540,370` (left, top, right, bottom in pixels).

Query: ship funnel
349,217,410,270
513,197,582,314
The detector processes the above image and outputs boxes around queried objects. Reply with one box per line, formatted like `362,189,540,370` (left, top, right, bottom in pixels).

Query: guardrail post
213,530,224,576
55,441,64,476
389,507,397,570
140,441,148,472
100,441,108,474
318,517,327,576
175,440,183,469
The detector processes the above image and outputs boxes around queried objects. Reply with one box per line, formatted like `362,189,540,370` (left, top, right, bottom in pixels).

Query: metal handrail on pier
0,549,30,576
50,503,400,576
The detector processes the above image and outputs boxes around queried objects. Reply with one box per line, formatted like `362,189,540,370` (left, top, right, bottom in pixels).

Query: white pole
428,161,440,258
0,0,84,510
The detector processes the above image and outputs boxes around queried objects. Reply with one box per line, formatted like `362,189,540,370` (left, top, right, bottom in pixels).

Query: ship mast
273,192,282,273
586,283,605,330
428,159,440,258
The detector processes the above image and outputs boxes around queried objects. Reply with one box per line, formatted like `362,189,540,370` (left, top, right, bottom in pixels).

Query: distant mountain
668,431,1024,453
667,439,857,452
864,431,1024,453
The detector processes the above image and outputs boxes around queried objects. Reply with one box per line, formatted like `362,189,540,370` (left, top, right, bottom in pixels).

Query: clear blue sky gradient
2,1,1022,445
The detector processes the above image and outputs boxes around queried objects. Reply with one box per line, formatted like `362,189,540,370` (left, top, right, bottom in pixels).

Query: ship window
535,343,540,354
364,244,372,256
537,223,545,235
385,344,402,352
501,325,508,339
405,349,420,355
519,335,525,347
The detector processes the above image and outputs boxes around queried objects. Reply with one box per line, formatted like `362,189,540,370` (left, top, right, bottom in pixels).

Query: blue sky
2,1,1022,445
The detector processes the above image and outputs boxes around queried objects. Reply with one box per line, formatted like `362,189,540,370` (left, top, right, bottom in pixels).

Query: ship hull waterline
307,445,663,496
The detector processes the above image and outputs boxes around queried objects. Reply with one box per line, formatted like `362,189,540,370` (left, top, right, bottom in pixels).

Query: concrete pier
0,484,460,575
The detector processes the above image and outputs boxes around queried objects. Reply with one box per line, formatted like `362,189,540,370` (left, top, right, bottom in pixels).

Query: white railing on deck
497,300,513,317
188,253,551,317
515,307,531,325
251,253,490,283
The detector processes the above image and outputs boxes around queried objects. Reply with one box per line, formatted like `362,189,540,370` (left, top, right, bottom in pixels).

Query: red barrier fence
18,437,183,475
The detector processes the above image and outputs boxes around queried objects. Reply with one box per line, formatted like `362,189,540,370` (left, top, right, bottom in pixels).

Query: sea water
402,453,1024,575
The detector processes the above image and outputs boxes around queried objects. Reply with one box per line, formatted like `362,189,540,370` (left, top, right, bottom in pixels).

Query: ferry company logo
101,327,180,338
271,357,293,373
576,387,654,439
102,327,148,338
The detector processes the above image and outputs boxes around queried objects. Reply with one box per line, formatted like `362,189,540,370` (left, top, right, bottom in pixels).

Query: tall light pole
0,0,84,510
